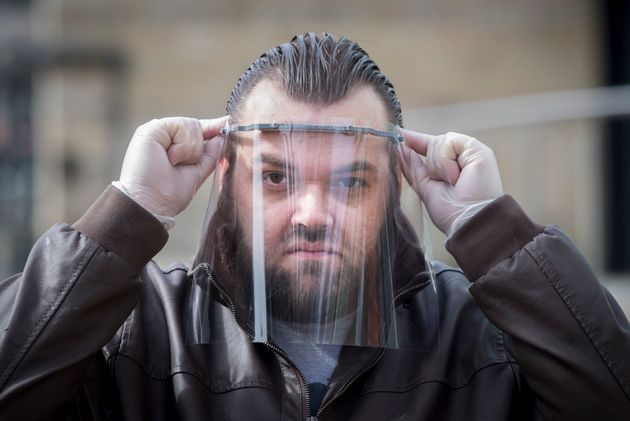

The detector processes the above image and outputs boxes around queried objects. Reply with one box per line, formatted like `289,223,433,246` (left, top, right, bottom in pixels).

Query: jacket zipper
200,264,431,419
199,264,313,419
264,341,313,418
316,277,432,417
316,347,385,416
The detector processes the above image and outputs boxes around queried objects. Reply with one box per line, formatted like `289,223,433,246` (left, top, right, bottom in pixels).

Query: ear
218,157,230,192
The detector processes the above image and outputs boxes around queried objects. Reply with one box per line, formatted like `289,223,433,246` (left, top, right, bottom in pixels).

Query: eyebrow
259,153,377,175
332,161,378,175
260,154,293,172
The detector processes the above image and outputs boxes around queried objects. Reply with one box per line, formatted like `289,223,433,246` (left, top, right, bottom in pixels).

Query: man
1,32,629,420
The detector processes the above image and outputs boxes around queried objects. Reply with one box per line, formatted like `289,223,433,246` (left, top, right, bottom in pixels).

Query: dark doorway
602,0,630,273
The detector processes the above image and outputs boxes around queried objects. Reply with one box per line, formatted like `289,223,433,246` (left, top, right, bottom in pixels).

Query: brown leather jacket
1,187,629,420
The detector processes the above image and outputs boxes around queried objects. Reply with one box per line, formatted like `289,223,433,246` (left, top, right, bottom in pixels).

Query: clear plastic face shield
188,120,439,352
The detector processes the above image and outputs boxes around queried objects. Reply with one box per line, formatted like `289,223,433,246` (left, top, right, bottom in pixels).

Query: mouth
286,242,341,258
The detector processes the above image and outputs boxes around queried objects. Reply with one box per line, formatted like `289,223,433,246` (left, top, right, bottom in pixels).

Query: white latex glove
398,130,504,237
119,116,227,217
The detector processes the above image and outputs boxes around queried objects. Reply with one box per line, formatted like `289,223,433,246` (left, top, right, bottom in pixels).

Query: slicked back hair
226,32,403,126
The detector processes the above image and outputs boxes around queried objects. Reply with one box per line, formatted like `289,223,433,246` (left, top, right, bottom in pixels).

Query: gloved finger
195,136,226,185
164,117,205,165
170,116,230,165
132,118,172,149
400,128,434,156
397,141,430,197
169,116,228,167
446,131,489,166
199,116,229,139
427,133,461,186
168,140,204,166
446,132,497,170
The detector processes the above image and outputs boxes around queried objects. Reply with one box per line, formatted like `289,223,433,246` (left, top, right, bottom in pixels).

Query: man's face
220,80,395,323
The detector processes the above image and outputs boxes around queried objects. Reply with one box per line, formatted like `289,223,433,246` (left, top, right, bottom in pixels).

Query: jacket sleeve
0,186,168,420
445,195,630,421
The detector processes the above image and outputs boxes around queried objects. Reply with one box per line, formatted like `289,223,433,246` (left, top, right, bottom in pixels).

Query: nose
290,184,334,230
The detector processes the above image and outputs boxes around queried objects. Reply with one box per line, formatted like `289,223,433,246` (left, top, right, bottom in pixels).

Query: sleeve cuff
111,181,176,231
73,185,169,271
445,195,544,281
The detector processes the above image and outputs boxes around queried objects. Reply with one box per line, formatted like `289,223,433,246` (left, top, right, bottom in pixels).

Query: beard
211,175,398,345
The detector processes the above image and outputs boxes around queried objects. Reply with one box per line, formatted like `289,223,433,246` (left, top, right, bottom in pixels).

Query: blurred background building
0,0,629,311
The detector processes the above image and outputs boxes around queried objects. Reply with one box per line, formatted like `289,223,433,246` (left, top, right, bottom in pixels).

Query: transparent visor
187,120,439,351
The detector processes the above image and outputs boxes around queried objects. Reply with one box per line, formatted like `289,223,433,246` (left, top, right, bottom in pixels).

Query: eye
263,172,287,185
335,176,367,189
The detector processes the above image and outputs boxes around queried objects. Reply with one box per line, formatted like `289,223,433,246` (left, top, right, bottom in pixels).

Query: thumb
398,142,430,199
196,136,226,182
200,116,229,139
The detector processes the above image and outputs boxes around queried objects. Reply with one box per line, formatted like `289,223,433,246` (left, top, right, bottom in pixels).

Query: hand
119,116,227,217
398,130,504,236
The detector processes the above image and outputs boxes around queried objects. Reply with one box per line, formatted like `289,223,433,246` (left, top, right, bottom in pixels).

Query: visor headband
221,123,404,143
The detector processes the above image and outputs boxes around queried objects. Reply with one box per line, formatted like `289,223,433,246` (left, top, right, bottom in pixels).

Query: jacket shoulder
425,262,511,384
102,261,191,376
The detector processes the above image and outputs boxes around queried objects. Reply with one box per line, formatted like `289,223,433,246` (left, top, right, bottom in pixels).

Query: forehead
233,80,393,172
237,79,391,130
232,131,390,175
